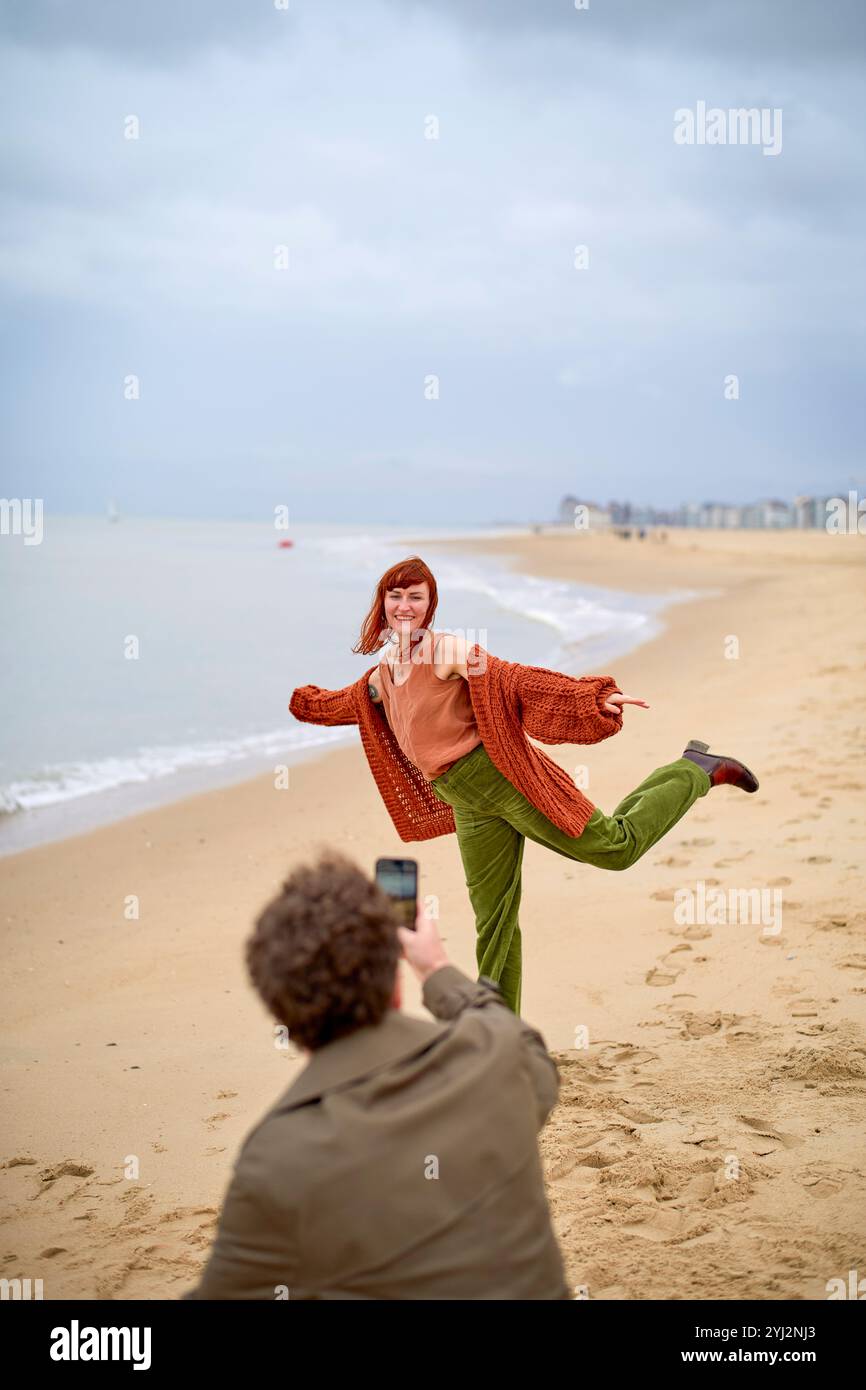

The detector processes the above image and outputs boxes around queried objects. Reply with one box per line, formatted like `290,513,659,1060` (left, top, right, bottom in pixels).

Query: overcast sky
2,0,864,524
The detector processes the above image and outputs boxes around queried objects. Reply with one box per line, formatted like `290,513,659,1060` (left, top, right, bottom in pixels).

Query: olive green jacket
182,966,570,1300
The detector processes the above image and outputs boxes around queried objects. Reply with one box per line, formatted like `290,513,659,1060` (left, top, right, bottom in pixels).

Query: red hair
352,556,439,655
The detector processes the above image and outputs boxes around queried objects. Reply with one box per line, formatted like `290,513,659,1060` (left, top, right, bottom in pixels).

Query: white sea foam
305,528,709,672
0,725,357,815
0,518,715,847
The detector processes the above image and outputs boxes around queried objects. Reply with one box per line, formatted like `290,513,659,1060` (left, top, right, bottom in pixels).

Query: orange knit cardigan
288,644,623,843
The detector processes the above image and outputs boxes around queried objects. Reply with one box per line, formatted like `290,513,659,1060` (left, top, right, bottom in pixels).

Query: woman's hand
602,691,649,714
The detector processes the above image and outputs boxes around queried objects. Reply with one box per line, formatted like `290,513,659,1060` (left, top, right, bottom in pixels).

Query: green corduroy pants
430,741,711,1017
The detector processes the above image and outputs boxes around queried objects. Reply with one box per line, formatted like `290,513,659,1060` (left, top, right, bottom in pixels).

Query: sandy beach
2,526,865,1301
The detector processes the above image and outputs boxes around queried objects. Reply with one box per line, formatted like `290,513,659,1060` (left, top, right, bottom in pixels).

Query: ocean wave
0,724,357,817
303,533,707,671
2,524,717,837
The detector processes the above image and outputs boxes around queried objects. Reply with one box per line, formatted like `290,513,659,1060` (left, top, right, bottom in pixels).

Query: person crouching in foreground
182,849,571,1300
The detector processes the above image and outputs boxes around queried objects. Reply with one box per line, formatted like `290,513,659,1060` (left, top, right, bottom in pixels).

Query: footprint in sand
646,966,682,986
203,1113,231,1130
793,1165,846,1198
615,1102,665,1125
669,1008,758,1042
621,1208,689,1241
34,1161,95,1195
646,947,694,985
815,914,862,934
675,1011,724,1039
738,1115,804,1150
789,998,821,1018
551,1138,632,1178
158,1206,219,1249
805,855,832,864
594,1044,660,1071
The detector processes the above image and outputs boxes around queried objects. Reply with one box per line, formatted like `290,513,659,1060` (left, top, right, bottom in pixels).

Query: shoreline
0,539,709,859
2,527,864,1300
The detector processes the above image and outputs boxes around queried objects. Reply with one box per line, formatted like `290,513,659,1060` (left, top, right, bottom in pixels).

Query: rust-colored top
289,643,624,843
377,631,482,779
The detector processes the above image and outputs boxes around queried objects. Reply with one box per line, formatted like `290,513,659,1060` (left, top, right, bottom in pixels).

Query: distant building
759,498,792,528
793,494,837,529
556,494,611,529
554,488,853,530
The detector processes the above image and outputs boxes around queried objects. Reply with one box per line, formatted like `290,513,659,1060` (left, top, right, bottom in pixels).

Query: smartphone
375,857,418,931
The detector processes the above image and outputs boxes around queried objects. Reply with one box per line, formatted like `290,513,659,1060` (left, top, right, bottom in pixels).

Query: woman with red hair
290,555,758,1015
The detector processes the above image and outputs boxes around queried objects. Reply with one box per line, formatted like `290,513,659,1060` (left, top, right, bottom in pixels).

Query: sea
0,516,710,855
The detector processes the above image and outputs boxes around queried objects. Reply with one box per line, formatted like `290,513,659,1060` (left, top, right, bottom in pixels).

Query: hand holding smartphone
375,858,450,981
374,857,418,931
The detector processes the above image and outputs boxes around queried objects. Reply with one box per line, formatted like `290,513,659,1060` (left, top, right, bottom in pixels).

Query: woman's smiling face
383,581,430,636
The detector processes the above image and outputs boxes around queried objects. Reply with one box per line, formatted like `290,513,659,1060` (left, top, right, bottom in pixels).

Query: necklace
388,630,418,663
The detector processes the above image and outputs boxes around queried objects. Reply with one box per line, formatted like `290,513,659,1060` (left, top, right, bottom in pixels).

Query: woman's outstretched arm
513,666,626,745
288,679,360,726
433,633,645,743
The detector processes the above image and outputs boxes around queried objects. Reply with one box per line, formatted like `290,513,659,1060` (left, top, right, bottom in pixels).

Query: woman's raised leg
469,754,712,872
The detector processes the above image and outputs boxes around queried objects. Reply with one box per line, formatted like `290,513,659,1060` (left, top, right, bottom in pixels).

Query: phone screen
375,858,418,931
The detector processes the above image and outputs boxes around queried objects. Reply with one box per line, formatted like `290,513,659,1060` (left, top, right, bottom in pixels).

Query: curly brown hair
245,848,402,1051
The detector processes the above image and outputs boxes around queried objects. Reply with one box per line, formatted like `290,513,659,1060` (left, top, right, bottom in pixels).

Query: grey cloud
0,0,279,63
1,1,862,521
389,0,866,65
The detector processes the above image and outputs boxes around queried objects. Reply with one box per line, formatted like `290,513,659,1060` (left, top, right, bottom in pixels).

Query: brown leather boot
681,739,759,792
